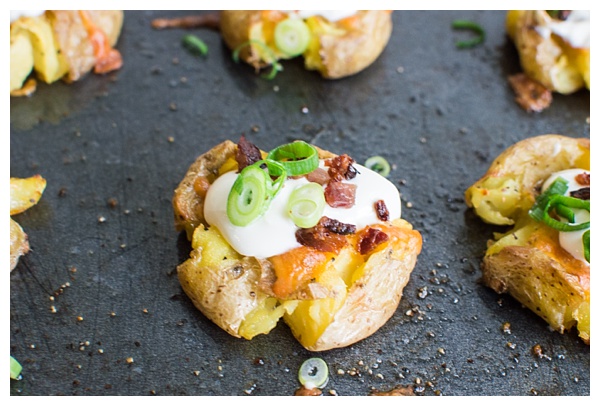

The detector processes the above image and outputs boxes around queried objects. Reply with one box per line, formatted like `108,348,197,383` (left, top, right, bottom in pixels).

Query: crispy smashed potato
174,141,422,351
220,10,393,79
465,135,590,343
506,10,589,95
10,175,47,271
10,10,124,96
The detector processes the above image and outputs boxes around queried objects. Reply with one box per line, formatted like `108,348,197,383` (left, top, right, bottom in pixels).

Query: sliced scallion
298,357,329,389
227,165,270,226
274,18,311,57
542,195,590,232
182,34,208,56
287,183,326,228
529,177,569,222
232,40,283,80
10,356,22,380
267,141,319,176
583,230,590,263
365,156,391,177
452,20,486,49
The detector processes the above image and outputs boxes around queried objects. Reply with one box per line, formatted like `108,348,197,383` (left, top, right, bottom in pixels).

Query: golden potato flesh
506,10,589,94
465,135,590,343
219,11,392,79
10,218,29,272
174,141,422,350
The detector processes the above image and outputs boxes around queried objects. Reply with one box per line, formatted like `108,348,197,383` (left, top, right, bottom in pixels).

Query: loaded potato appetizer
220,10,393,79
465,135,590,343
173,137,422,351
10,10,124,96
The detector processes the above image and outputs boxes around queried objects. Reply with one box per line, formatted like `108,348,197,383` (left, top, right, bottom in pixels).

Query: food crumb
98,216,106,223
301,106,309,114
126,357,134,364
169,102,177,111
76,316,84,322
142,308,149,314
193,371,200,376
167,136,175,143
337,369,345,375
50,306,57,313
406,202,413,208
329,389,338,396
98,349,104,354
396,66,405,73
438,348,445,355
502,322,512,334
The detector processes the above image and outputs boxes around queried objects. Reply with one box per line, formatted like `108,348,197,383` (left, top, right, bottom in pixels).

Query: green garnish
287,183,326,228
529,177,569,222
182,34,208,56
267,141,319,176
541,195,590,232
10,356,22,380
274,18,311,57
583,230,590,262
546,10,561,19
298,358,329,389
452,20,486,49
364,156,391,177
232,40,283,80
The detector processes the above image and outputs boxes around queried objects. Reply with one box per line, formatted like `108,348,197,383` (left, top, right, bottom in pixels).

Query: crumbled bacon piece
571,187,590,200
508,73,553,113
358,227,389,255
326,154,358,181
575,172,590,186
295,387,322,396
325,182,357,208
235,135,262,171
374,200,389,221
306,167,330,185
295,217,355,253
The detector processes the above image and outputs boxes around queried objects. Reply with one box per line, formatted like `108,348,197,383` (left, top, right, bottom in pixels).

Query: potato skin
174,141,421,350
465,134,590,343
219,10,392,79
506,10,589,94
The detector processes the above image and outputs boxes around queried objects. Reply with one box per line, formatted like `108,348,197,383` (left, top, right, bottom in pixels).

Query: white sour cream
536,10,590,49
10,10,45,23
542,168,590,264
280,10,358,22
204,161,401,258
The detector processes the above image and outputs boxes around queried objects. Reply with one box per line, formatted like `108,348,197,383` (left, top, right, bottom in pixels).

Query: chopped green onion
364,156,391,177
287,183,326,228
541,195,590,232
529,177,569,222
182,34,208,56
298,358,329,389
10,356,22,380
261,159,287,197
274,18,311,57
555,204,575,223
267,141,319,176
232,40,283,80
583,230,590,262
546,10,560,19
452,20,486,49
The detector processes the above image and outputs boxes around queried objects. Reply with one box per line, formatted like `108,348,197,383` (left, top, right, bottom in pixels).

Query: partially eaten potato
10,10,124,96
465,135,590,343
174,139,421,351
506,10,590,95
220,10,393,79
10,175,47,271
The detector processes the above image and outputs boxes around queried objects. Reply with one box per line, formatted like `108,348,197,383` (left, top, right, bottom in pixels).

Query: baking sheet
10,10,590,396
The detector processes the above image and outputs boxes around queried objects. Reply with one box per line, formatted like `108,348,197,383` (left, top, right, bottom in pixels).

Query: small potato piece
465,135,590,343
10,29,35,92
10,175,47,216
10,218,30,272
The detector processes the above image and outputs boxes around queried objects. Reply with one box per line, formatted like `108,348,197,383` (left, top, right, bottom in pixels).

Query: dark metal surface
10,11,590,396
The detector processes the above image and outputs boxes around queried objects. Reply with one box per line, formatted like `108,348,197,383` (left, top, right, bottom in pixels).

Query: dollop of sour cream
204,161,401,258
280,10,358,22
542,168,590,264
536,10,590,49
10,10,45,23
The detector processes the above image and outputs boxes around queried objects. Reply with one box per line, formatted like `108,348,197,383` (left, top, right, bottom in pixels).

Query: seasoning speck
126,357,134,364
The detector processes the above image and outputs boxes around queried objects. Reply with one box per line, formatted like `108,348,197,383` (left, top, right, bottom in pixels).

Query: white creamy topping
280,10,358,22
536,10,590,49
204,161,401,258
542,168,590,264
10,10,45,23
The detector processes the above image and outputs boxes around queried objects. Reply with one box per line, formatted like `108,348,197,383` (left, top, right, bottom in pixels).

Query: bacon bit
78,11,123,74
235,135,262,171
370,385,415,396
295,386,322,396
358,227,389,255
571,187,590,200
295,217,355,253
508,73,552,113
575,172,590,186
326,154,358,182
306,167,330,185
151,12,221,30
325,182,356,208
374,200,389,221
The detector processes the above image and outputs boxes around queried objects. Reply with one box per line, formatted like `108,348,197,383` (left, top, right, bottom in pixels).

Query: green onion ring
555,203,575,223
542,195,590,232
232,39,283,80
298,358,329,389
452,20,486,49
227,164,270,226
10,356,22,380
267,141,319,176
529,177,569,222
364,156,391,177
583,230,590,263
274,18,311,57
182,34,208,56
260,159,287,196
287,183,326,228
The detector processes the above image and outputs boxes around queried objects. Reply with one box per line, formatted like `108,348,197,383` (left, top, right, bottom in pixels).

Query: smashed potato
10,10,124,96
220,10,393,79
10,175,47,271
466,135,590,343
174,140,422,351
